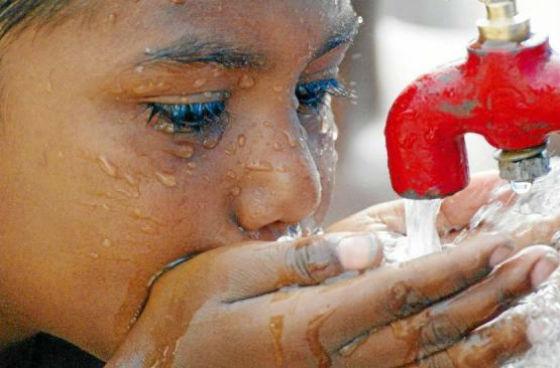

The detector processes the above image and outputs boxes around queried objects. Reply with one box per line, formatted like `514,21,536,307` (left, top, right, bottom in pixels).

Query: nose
234,105,322,232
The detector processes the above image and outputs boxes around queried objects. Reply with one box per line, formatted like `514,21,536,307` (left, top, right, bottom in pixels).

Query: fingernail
489,244,514,267
531,252,559,288
336,234,378,271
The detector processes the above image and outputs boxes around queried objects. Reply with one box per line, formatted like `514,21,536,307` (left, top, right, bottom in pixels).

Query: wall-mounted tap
385,0,558,199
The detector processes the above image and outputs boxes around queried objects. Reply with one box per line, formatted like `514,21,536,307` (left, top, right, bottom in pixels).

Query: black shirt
0,334,103,368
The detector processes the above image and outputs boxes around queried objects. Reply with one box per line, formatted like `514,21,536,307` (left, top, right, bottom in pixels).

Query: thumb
220,233,383,302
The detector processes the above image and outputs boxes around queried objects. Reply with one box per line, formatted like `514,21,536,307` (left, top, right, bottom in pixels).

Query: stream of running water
404,199,442,260
396,158,560,367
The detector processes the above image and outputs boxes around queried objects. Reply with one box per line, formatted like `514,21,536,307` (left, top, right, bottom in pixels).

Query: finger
506,214,560,250
407,314,529,368
438,172,508,234
286,234,514,351
220,233,383,302
334,246,559,368
328,172,505,236
451,211,560,255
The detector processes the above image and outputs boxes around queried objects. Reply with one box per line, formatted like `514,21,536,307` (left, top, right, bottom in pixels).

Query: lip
241,221,292,242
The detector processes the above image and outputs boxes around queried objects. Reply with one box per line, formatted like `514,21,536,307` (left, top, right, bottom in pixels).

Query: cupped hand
106,228,558,367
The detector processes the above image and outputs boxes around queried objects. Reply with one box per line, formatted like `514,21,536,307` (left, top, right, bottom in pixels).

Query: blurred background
328,0,560,223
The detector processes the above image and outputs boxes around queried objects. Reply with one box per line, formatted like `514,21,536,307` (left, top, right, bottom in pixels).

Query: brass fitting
495,144,550,183
478,0,530,42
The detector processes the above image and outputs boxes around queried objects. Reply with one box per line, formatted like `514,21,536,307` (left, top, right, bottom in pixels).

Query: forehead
98,0,356,62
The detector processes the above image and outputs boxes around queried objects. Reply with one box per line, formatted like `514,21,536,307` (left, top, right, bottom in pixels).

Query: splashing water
378,199,443,265
404,199,443,260
379,158,560,366
510,181,533,195
454,158,560,367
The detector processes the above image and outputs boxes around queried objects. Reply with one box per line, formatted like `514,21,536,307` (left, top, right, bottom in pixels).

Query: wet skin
0,0,557,366
0,0,355,358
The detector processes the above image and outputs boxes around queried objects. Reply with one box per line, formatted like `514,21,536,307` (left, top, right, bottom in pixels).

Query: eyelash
296,78,350,112
146,78,349,134
146,101,226,135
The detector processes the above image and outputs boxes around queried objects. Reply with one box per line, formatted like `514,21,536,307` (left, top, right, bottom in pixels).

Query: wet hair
0,0,69,40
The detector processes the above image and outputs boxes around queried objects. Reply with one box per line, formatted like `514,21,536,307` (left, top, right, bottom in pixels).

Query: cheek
2,97,239,266
77,111,241,257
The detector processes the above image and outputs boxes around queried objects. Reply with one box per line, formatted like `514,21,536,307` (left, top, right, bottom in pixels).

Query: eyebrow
143,39,266,69
315,15,360,58
141,15,360,69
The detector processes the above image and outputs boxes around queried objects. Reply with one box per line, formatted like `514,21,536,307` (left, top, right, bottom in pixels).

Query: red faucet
385,0,555,198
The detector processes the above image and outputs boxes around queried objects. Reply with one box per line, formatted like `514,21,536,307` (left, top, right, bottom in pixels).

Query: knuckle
420,314,463,358
386,281,431,318
285,238,338,285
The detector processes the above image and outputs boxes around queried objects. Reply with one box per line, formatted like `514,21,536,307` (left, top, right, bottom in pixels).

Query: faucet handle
477,0,530,42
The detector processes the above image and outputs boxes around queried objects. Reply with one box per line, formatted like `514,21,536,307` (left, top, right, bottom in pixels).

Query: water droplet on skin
263,121,273,128
273,142,283,151
171,144,194,159
132,82,155,94
237,135,247,147
107,13,117,23
98,156,117,177
511,181,533,195
230,186,241,196
193,78,207,88
156,81,172,91
141,225,157,235
202,136,220,149
132,208,144,219
305,311,334,368
225,143,237,156
273,85,283,93
226,170,237,180
269,315,285,367
123,173,139,187
186,162,197,170
212,68,224,78
238,74,255,89
155,172,177,188
245,161,274,172
282,131,297,148
102,238,112,247
89,253,99,259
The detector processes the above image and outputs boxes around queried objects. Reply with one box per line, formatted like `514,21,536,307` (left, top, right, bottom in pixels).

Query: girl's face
0,0,357,358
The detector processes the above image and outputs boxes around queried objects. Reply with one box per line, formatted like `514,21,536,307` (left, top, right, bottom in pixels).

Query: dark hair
0,0,69,40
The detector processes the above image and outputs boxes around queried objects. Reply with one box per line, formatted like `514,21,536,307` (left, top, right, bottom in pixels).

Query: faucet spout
385,34,560,199
496,145,550,184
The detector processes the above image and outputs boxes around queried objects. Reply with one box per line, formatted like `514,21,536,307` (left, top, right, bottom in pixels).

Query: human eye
295,78,350,113
145,92,228,136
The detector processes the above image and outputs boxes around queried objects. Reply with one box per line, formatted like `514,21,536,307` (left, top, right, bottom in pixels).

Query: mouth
241,221,292,242
236,218,323,242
